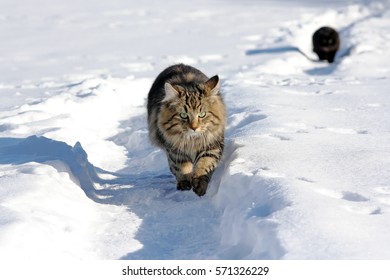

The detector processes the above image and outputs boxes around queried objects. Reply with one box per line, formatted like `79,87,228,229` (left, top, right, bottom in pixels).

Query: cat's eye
198,112,206,118
180,112,188,119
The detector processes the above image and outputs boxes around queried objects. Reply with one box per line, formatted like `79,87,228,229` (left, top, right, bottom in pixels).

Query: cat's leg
192,147,222,196
175,162,193,191
167,152,193,191
327,51,336,63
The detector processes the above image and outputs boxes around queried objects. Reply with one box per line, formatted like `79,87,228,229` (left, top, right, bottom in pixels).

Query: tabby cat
147,64,226,196
312,26,340,63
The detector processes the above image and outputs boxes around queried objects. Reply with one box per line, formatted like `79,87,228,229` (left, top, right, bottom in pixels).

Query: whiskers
186,130,202,138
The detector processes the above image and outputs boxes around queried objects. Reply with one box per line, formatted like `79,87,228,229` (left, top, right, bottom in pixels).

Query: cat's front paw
192,175,209,197
177,180,192,191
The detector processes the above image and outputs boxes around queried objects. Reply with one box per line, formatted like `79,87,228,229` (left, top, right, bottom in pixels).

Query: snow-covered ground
1,0,390,260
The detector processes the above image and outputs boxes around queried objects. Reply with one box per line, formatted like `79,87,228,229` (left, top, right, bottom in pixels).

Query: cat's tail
246,46,318,62
246,45,354,63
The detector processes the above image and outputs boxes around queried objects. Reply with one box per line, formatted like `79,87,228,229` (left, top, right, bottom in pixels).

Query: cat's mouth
186,130,203,137
319,46,334,51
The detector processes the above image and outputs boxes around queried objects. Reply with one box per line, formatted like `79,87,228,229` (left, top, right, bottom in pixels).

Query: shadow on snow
0,135,231,259
0,134,288,260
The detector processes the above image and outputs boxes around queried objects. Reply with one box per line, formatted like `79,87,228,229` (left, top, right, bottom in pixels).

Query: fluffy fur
147,64,226,196
312,26,340,63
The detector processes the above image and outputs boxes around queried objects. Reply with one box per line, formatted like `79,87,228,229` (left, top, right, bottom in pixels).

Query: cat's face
158,76,225,142
320,36,336,47
313,27,339,50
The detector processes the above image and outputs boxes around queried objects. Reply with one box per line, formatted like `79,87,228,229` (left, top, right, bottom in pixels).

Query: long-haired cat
147,64,226,196
312,26,340,63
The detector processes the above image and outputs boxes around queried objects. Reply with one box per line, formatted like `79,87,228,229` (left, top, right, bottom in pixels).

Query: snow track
0,73,290,259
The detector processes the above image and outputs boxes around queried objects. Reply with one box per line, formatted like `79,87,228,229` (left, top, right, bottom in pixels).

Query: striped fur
147,64,226,196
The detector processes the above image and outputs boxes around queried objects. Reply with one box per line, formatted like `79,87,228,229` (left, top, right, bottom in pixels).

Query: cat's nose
189,121,199,131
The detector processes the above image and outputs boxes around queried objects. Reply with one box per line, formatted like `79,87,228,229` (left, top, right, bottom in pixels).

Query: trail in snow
0,69,290,259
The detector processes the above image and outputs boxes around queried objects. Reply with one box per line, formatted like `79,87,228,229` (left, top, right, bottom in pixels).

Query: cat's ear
205,75,220,96
163,82,179,102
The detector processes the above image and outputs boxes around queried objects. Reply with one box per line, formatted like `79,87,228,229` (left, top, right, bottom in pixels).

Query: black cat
312,27,340,63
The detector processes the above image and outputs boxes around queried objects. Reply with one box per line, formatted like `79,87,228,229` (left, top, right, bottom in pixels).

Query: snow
1,0,390,260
